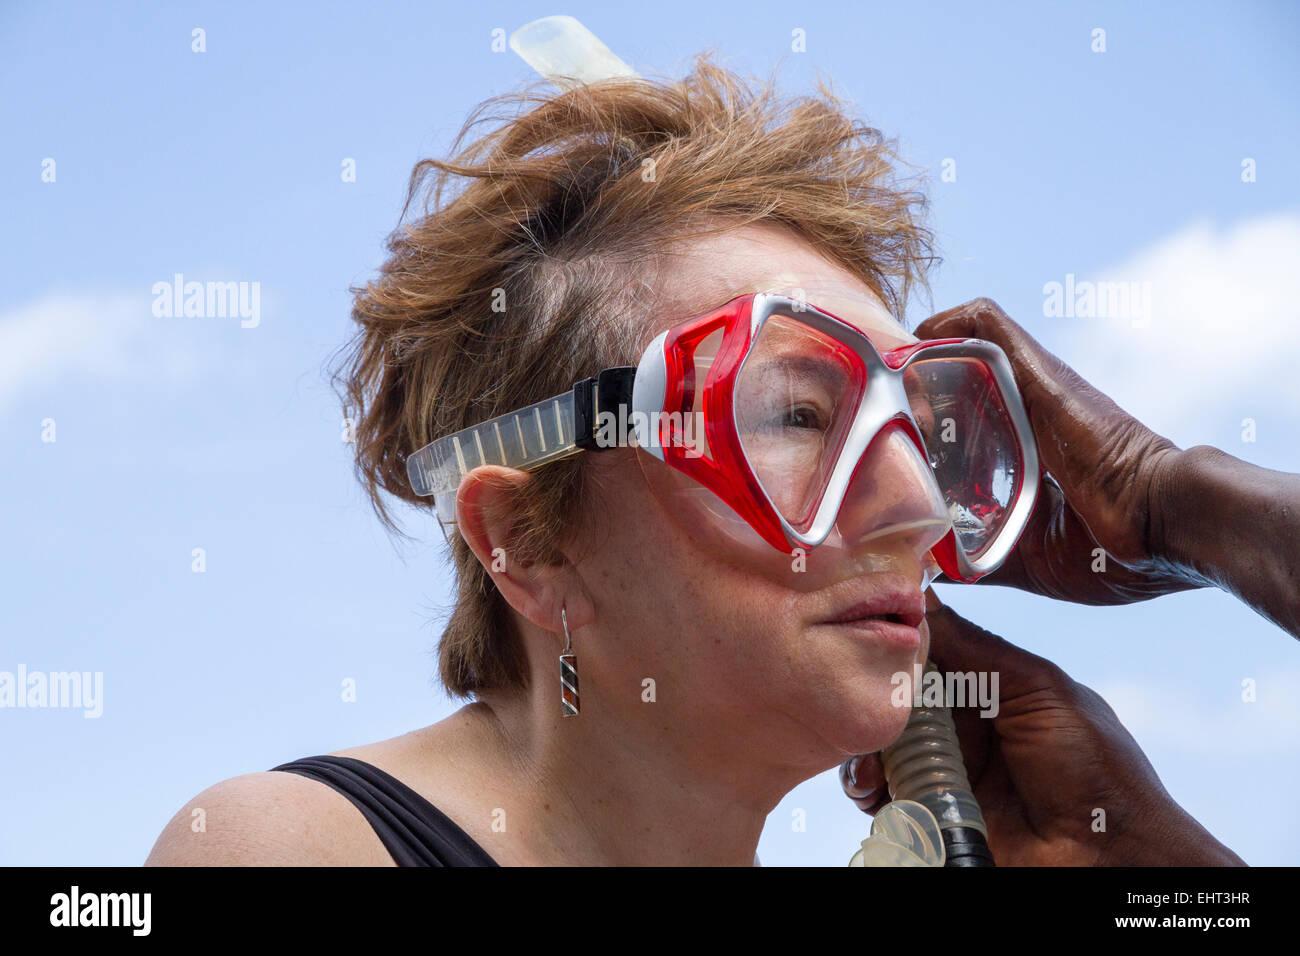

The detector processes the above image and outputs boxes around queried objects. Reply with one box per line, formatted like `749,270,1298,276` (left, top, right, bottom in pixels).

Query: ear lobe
455,465,569,632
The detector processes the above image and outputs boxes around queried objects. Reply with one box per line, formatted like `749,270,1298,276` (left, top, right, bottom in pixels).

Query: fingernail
840,755,874,799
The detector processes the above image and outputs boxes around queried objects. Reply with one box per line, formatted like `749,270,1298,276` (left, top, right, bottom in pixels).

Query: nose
830,422,952,560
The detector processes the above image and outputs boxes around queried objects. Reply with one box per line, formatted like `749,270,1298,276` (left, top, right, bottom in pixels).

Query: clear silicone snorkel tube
509,15,996,868
849,660,994,867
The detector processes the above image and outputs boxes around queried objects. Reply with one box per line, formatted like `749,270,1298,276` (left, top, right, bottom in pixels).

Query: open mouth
871,612,908,625
821,601,925,630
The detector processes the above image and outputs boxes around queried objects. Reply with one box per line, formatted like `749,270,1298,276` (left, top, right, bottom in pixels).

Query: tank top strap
271,754,498,867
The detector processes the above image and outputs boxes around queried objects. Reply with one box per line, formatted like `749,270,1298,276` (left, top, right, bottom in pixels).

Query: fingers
916,299,1157,456
914,298,1055,384
840,753,889,815
920,299,1060,377
914,298,1088,425
916,298,1178,571
915,297,1039,353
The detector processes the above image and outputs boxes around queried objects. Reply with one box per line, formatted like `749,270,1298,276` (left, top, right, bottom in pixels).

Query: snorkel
508,15,998,869
852,660,994,867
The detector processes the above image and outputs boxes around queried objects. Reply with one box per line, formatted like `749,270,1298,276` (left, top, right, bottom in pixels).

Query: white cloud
1057,213,1300,447
0,289,202,415
1095,670,1300,756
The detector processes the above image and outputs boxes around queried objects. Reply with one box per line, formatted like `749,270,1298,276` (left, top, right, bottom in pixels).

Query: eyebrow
744,353,852,392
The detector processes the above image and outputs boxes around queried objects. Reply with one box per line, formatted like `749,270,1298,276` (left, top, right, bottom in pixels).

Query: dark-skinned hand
915,298,1198,605
841,592,1245,866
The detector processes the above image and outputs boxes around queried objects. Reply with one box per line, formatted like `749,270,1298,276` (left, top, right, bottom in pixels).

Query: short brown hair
334,55,936,699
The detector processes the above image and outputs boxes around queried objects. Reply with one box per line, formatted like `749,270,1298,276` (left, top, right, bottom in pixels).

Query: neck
468,671,814,866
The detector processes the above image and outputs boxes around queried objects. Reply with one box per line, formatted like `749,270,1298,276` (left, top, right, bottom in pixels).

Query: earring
559,605,580,718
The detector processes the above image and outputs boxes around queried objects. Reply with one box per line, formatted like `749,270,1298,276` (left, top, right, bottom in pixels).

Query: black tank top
271,755,499,867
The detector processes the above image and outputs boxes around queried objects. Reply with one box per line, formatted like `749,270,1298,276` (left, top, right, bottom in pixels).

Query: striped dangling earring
559,605,579,718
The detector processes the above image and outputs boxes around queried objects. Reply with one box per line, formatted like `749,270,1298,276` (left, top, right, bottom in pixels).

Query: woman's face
571,224,947,780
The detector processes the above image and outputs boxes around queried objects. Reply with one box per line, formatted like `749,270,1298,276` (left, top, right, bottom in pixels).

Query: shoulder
144,769,394,866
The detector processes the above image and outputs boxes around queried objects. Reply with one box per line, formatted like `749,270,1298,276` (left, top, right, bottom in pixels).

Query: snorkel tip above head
509,15,639,89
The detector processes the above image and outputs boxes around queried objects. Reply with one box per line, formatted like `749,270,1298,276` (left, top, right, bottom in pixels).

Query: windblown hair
334,54,936,698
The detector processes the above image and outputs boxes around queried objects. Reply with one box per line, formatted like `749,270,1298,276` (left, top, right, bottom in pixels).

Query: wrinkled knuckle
1037,659,1075,695
1069,681,1104,711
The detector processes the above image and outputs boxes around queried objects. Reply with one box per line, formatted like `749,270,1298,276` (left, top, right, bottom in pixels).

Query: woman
147,59,1298,866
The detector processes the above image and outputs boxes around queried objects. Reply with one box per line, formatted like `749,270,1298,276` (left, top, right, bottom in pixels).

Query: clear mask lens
902,357,1022,559
734,313,866,532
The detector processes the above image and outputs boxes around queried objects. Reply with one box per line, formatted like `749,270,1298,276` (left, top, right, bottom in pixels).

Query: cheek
577,453,800,665
576,450,927,752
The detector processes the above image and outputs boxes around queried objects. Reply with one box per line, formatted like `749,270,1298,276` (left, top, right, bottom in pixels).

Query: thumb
924,589,1064,702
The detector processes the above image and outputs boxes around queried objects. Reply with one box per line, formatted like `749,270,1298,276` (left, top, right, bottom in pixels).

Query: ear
454,465,595,635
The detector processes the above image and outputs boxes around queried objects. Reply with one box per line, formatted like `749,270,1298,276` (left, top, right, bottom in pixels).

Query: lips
814,585,927,653
820,590,926,630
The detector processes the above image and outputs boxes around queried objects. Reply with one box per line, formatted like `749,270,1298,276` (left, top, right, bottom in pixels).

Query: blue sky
2,0,1298,866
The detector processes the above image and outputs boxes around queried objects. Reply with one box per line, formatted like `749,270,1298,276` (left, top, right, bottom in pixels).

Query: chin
815,673,917,759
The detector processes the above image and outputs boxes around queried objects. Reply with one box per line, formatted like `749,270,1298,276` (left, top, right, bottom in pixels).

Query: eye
778,402,828,431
